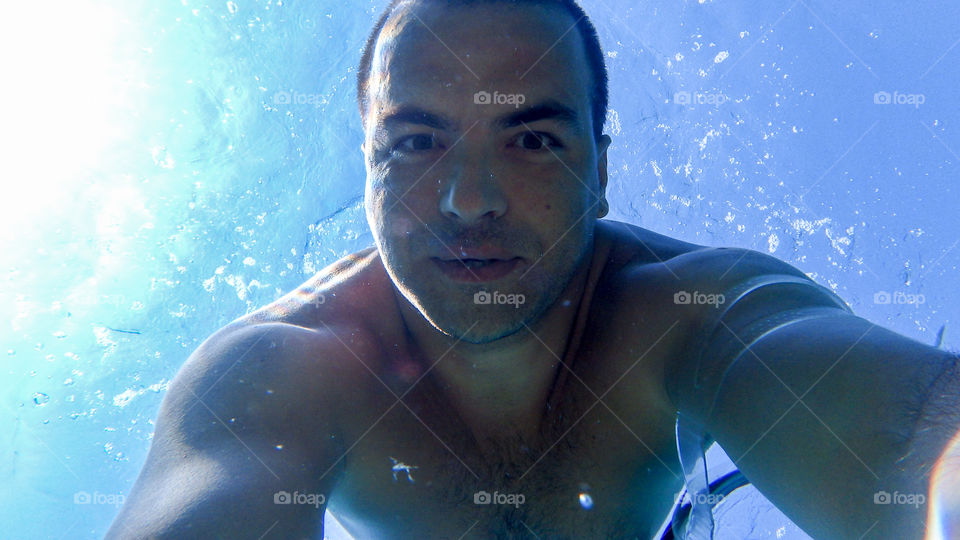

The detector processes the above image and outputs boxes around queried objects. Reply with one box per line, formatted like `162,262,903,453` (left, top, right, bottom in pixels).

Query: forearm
660,250,960,536
676,312,956,538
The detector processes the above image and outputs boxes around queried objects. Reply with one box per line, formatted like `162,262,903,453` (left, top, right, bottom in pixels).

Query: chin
419,286,558,345
432,312,527,344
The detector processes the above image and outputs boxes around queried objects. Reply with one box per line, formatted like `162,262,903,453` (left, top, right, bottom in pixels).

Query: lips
432,256,522,282
443,246,516,260
458,258,501,268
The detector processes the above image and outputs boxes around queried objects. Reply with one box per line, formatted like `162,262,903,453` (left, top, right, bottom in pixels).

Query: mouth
431,257,522,282
456,258,503,268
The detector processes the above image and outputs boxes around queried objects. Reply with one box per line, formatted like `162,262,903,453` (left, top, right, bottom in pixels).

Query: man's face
363,1,610,344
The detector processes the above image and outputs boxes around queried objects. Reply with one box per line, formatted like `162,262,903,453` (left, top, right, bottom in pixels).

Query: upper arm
666,247,951,538
106,323,346,539
664,247,828,414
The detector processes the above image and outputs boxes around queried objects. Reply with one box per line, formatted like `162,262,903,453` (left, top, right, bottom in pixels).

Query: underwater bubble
578,492,594,510
33,392,50,406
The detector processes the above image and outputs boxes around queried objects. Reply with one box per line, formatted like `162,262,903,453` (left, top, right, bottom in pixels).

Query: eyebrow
496,101,580,131
378,100,581,132
381,106,452,131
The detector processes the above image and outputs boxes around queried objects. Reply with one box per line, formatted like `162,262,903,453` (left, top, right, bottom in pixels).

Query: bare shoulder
598,220,808,296
596,219,707,269
592,224,815,389
162,321,358,445
665,245,809,285
195,246,404,410
599,237,814,346
108,322,355,538
237,246,405,357
141,249,398,503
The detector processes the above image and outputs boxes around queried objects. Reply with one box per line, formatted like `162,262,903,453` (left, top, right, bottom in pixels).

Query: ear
596,134,612,218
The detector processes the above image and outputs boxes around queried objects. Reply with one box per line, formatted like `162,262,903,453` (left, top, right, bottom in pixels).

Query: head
357,0,612,344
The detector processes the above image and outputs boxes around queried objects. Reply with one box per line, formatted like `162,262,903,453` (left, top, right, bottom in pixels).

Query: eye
392,134,439,154
513,131,561,151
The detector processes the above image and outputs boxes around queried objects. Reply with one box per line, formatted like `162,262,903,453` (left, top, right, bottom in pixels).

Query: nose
439,166,507,225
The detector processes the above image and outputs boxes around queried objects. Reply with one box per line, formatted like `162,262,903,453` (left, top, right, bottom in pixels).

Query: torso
243,220,709,539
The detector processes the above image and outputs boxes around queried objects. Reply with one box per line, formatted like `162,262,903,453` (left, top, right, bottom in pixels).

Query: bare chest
328,328,685,539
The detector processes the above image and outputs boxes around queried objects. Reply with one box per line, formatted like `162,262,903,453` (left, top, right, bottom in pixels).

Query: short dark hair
356,0,608,141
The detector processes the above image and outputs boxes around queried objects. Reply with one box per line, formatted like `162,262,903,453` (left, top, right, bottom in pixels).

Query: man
107,0,959,538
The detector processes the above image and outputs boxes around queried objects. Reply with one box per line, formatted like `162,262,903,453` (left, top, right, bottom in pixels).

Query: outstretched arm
665,247,960,539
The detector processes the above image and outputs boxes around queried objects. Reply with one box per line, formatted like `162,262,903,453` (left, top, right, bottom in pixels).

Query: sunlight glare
1,1,134,240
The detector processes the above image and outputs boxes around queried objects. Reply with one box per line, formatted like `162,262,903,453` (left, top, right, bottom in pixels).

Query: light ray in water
927,429,960,539
2,1,134,240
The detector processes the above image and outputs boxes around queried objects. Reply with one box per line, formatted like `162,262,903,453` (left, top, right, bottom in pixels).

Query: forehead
367,1,592,122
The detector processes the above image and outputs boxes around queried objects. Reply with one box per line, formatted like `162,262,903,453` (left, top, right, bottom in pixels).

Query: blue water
1,1,957,538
